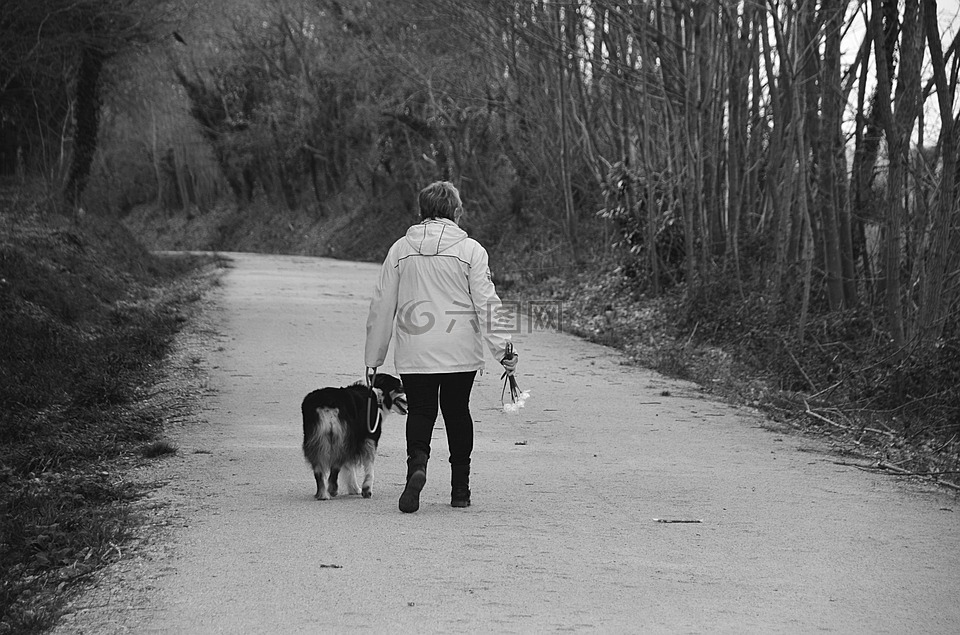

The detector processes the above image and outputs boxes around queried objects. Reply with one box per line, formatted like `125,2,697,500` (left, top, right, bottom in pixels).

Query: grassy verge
0,203,219,634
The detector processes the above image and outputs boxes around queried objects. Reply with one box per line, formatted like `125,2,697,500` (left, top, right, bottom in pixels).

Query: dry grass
0,199,218,634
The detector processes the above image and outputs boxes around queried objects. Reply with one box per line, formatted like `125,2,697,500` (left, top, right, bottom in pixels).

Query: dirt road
55,253,960,634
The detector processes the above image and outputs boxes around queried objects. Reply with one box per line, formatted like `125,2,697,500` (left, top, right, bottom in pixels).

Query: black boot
399,452,428,513
450,464,470,508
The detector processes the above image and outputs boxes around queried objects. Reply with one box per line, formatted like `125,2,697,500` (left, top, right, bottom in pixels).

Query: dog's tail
302,390,335,460
301,389,352,465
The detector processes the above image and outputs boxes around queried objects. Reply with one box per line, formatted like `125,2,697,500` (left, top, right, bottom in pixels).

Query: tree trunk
725,3,749,278
918,0,957,341
152,108,163,206
818,0,850,310
554,1,578,261
871,0,925,350
65,46,105,209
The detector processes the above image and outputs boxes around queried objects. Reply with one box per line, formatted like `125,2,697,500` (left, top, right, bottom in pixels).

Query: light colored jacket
365,219,511,374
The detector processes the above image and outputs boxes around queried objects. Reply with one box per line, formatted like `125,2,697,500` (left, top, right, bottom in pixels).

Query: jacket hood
404,219,469,255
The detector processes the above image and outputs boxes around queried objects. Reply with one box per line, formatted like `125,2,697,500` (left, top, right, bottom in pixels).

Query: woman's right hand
500,350,518,375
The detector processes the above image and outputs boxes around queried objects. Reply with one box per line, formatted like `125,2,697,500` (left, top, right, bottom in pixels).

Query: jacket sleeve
468,243,512,362
364,250,399,368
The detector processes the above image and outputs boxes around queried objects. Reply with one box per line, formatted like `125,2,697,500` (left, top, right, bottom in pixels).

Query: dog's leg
343,462,361,495
327,467,340,498
313,465,331,500
360,439,377,498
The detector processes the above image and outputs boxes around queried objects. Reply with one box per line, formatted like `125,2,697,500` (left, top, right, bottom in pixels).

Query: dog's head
372,374,407,416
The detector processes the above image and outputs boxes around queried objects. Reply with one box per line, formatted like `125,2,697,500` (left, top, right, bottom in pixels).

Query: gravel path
55,253,960,634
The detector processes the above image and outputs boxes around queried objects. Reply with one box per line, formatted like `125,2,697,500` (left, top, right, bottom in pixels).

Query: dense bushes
674,271,959,435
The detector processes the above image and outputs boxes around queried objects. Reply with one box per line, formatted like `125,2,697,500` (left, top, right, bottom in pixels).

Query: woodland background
3,0,960,475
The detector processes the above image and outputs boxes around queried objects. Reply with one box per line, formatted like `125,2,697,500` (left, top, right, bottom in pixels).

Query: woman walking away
365,181,519,513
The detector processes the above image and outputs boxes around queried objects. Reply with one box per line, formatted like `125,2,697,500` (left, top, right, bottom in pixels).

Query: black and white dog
301,375,406,500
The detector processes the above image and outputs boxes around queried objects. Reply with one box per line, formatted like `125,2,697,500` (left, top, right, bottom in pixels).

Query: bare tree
0,0,179,207
917,0,959,342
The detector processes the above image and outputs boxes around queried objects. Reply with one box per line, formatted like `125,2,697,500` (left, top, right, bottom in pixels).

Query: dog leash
365,367,381,434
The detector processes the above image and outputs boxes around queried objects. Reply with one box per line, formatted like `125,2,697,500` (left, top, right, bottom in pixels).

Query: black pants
401,371,477,467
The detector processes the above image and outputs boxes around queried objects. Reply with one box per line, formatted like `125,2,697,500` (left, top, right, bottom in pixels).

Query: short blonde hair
418,181,462,220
